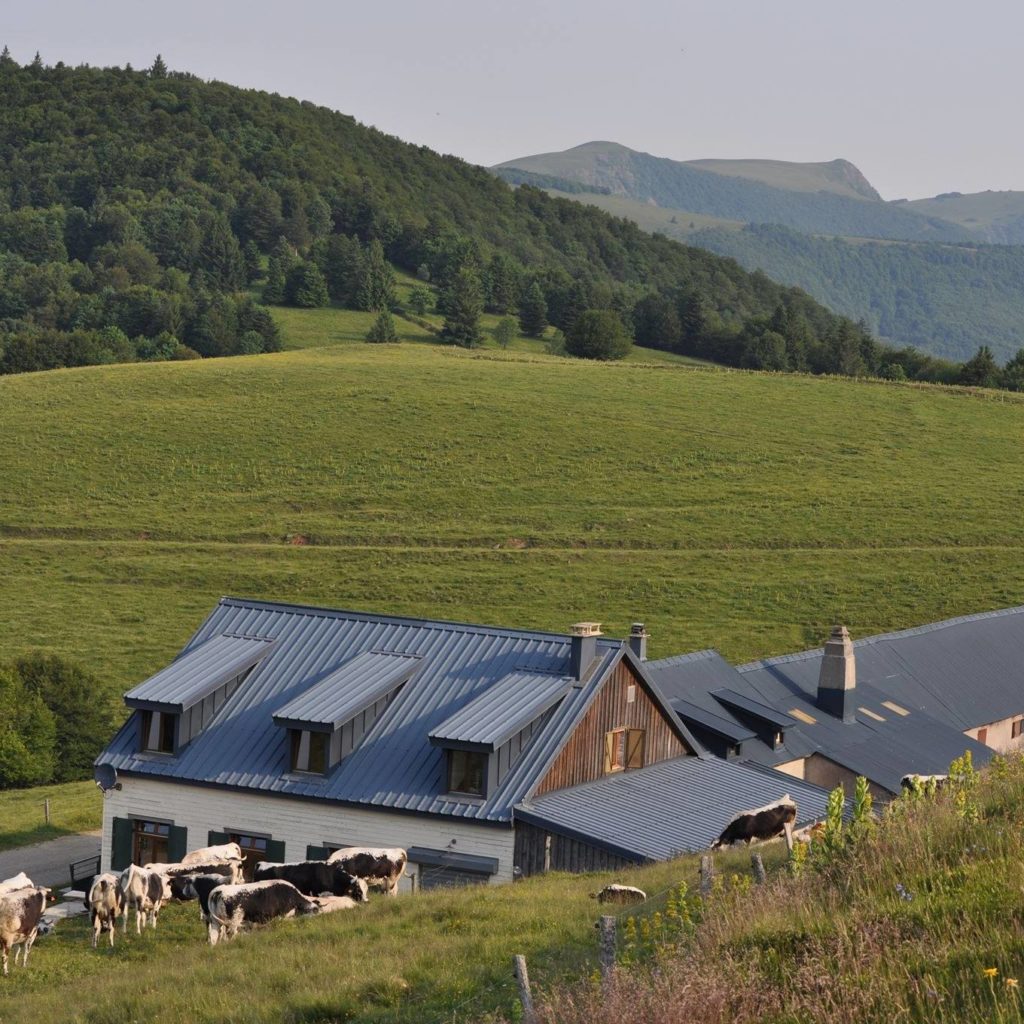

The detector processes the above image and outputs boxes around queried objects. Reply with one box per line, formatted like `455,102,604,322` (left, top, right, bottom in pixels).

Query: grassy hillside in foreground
2,345,1024,698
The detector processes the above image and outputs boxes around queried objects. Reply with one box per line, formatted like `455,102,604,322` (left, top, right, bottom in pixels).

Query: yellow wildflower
1007,978,1019,989
984,968,999,978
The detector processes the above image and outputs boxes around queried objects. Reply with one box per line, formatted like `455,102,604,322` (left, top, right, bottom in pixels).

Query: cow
147,860,242,895
901,773,948,794
206,880,319,946
792,821,826,846
711,795,798,852
119,865,171,935
87,873,123,950
311,895,361,914
180,843,244,868
590,884,647,905
326,847,407,896
0,873,33,896
174,873,236,924
253,861,368,902
0,886,50,976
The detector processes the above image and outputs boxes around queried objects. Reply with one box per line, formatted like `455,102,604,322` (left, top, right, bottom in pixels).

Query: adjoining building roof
671,700,756,743
272,650,423,733
515,756,832,861
124,633,276,713
428,671,574,750
711,689,798,730
101,597,631,823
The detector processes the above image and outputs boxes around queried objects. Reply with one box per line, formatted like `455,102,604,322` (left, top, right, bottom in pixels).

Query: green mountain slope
902,190,1024,244
495,142,968,242
684,156,882,200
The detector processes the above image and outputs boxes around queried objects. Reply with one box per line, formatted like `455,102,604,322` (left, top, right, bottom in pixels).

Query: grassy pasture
0,781,101,852
2,343,1024,696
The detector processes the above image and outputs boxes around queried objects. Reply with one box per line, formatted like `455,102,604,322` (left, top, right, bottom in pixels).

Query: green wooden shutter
266,838,286,862
207,829,230,846
168,824,188,862
306,844,331,861
111,817,133,871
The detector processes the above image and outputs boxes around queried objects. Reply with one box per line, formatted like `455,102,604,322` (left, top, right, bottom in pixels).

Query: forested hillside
0,53,873,378
903,191,1024,244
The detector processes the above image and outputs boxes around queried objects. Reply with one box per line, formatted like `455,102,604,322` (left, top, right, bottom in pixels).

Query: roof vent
569,622,602,682
817,624,856,723
628,623,649,661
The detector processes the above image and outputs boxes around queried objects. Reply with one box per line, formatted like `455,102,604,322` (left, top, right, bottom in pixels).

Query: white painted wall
101,777,516,889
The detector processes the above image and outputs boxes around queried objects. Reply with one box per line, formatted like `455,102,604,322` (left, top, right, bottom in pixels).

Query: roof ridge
646,649,721,668
218,596,625,646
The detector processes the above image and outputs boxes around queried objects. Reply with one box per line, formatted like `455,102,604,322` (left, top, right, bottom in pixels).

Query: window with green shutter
306,844,331,861
168,824,188,862
111,817,133,871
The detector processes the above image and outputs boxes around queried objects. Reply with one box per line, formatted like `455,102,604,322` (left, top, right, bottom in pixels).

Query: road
0,831,101,888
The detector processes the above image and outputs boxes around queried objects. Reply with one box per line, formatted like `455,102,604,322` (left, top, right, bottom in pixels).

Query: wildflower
1007,978,1019,989
895,883,913,902
984,967,999,978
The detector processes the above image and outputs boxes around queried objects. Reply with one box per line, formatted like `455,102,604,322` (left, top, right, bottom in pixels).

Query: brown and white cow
87,873,124,949
0,886,50,976
326,847,407,896
206,880,319,945
180,843,244,868
711,795,798,852
590,884,647,905
311,894,362,914
253,861,367,901
0,873,33,896
119,865,171,934
146,859,242,899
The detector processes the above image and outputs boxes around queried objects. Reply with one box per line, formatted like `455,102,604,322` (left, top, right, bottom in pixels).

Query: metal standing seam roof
428,671,574,749
671,700,757,743
711,689,798,729
99,597,632,823
272,650,423,732
123,633,276,712
515,756,834,861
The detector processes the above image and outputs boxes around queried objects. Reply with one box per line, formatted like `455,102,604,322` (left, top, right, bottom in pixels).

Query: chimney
628,622,649,661
817,624,856,723
569,622,602,681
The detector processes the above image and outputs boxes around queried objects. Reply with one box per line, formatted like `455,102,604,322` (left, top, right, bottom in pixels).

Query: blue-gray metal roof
671,700,756,743
711,689,798,729
428,671,573,749
123,633,276,712
100,598,629,823
515,757,833,861
272,650,423,732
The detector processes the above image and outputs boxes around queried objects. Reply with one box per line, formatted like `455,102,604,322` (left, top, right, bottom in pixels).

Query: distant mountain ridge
683,157,882,201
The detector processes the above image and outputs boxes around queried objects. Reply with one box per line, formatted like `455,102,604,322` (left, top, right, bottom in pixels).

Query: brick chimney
817,624,856,723
569,622,602,682
628,622,649,661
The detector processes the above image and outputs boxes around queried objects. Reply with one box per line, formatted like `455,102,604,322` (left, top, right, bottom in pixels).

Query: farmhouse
646,611,1018,797
95,598,833,887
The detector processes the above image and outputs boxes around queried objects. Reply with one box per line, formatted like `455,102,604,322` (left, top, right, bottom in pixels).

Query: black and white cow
119,865,171,935
177,874,236,924
711,795,798,852
87,873,123,950
253,861,368,901
311,895,362,914
326,847,407,896
206,880,319,945
148,860,241,901
180,843,243,868
0,886,50,976
901,773,948,793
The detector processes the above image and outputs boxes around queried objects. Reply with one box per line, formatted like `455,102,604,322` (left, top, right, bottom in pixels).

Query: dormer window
447,749,487,796
290,729,329,775
140,710,176,754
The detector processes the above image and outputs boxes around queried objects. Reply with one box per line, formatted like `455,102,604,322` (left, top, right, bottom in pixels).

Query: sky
4,0,1023,200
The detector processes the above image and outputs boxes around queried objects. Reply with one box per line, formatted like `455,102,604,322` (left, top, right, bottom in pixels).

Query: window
140,710,176,754
1013,720,1024,740
978,727,989,746
228,831,269,881
604,728,645,773
447,749,487,796
132,819,169,865
290,729,329,774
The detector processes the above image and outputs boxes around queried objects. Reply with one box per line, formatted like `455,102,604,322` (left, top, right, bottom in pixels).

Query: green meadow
1,340,1024,699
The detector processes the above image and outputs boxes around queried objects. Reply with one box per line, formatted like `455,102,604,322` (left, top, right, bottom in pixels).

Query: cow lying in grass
711,796,798,852
590,884,647,905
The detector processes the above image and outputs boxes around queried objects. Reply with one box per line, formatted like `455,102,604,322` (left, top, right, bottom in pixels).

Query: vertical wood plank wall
533,659,691,797
513,822,635,876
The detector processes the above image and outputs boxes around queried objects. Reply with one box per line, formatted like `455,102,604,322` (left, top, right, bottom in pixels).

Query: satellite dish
94,763,120,793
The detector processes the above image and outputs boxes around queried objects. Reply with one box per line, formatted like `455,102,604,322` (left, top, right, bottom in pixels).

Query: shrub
565,309,633,361
493,317,516,349
366,310,399,343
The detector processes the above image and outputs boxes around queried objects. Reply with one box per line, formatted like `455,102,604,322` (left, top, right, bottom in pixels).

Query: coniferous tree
357,239,396,311
518,281,548,338
1001,349,1024,392
408,286,432,316
0,46,15,67
365,309,398,343
441,266,483,348
262,237,295,304
150,54,168,78
242,240,262,284
632,292,682,352
565,309,632,361
285,261,329,308
960,345,1000,387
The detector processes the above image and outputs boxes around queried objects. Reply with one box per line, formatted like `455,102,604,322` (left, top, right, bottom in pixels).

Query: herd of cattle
0,842,408,973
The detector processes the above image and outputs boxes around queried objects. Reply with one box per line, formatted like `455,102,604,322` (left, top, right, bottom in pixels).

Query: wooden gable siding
533,658,691,797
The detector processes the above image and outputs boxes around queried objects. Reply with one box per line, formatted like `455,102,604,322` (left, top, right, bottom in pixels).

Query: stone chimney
817,624,856,723
628,622,649,661
569,622,602,682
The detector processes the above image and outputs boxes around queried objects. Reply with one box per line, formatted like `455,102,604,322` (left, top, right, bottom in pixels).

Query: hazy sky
5,0,1022,200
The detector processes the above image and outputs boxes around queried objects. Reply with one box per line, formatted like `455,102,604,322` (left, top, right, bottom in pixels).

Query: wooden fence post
700,854,714,897
751,852,766,884
44,799,50,825
599,914,616,984
513,954,536,1024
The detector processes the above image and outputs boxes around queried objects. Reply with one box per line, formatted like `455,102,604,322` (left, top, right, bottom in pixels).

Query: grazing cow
0,873,33,896
901,773,948,793
326,847,407,896
0,886,50,976
206,880,319,945
176,874,231,924
311,895,361,914
87,874,123,950
711,795,798,852
119,865,171,935
590,884,647,905
180,843,243,868
148,860,242,895
253,861,368,902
